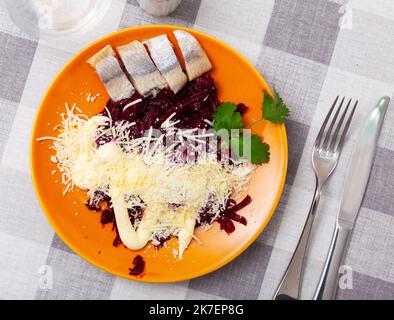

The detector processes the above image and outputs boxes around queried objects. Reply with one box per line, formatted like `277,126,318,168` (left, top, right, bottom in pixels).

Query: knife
314,96,391,300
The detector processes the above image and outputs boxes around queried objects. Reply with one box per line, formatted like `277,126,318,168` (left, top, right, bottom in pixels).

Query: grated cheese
37,103,255,258
123,99,142,112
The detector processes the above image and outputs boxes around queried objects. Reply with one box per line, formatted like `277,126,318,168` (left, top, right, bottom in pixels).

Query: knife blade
338,96,390,228
314,96,390,300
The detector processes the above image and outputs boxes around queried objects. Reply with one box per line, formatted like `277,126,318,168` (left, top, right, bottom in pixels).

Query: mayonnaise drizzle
40,109,254,258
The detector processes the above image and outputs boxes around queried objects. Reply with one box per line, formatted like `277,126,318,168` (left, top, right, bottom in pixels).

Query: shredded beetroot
196,194,216,226
86,191,111,211
226,199,237,207
219,195,252,217
112,234,122,247
227,212,247,225
112,221,122,247
236,103,248,115
128,206,143,226
102,74,218,141
85,201,100,211
217,216,236,234
217,195,251,234
100,208,114,225
196,195,251,234
153,234,171,250
129,255,145,276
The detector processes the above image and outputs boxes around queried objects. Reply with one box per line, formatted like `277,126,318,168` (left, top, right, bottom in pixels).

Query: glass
136,0,182,17
5,0,111,39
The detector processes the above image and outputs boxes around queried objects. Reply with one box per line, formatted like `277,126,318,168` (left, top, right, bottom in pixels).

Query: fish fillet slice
144,35,187,94
117,40,168,97
173,30,212,81
87,45,135,102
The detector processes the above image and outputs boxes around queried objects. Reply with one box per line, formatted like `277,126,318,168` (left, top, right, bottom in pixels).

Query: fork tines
315,96,358,153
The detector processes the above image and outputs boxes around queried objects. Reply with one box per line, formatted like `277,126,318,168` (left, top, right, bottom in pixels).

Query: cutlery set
273,96,391,300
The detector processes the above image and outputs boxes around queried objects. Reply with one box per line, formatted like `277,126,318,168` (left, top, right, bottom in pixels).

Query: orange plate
30,25,287,282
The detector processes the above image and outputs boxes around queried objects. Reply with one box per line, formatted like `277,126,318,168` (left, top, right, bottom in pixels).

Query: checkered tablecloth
0,0,393,300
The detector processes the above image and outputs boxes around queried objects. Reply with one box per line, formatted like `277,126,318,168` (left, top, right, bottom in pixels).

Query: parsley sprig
260,88,289,124
212,89,289,165
213,102,243,132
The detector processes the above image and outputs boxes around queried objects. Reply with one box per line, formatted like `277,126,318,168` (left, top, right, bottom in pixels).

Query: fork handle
273,184,322,300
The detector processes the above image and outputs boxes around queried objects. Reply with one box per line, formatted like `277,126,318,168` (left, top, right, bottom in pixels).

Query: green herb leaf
213,102,243,133
262,88,290,124
231,134,270,165
211,92,283,165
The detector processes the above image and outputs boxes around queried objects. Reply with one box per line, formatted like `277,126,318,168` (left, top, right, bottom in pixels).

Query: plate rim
30,25,288,283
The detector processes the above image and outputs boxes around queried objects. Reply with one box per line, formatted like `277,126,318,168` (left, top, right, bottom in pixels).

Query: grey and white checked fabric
0,0,393,300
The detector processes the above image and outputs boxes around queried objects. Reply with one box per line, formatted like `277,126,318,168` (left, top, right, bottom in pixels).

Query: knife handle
313,224,351,300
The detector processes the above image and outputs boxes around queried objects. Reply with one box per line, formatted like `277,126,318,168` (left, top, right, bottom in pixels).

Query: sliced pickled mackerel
144,34,187,94
117,40,168,97
87,45,135,102
173,30,212,81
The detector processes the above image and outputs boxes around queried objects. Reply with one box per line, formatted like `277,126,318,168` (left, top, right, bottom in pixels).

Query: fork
273,96,357,300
